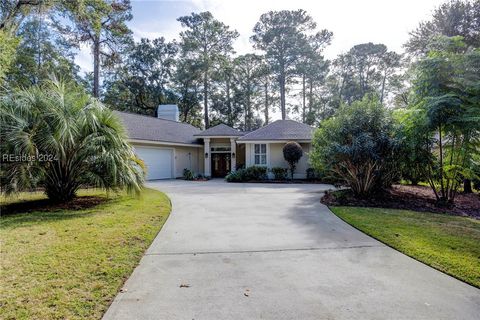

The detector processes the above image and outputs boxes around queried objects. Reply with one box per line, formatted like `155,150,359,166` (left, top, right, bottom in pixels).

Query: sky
75,0,446,73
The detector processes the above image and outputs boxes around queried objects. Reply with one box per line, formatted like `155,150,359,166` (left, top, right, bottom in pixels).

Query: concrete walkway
104,180,480,320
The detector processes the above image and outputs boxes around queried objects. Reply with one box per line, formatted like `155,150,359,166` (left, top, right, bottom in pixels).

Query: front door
211,153,231,177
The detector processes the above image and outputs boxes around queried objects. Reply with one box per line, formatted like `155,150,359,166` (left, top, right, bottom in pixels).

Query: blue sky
76,0,445,73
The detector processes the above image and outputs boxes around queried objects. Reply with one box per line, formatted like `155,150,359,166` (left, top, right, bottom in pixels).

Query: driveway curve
104,180,480,320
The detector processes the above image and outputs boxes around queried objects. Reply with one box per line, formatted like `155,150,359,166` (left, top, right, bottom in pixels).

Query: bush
271,167,288,180
183,168,195,180
225,166,267,182
225,169,244,182
283,141,303,179
306,168,316,181
245,166,268,180
310,95,399,197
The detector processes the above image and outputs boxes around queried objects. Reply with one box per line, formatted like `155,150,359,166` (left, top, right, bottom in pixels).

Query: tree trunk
302,74,306,123
380,71,387,104
226,77,232,126
308,78,313,123
203,69,209,128
464,179,472,193
264,81,269,125
44,164,79,203
35,12,43,85
438,126,446,203
93,35,100,98
279,73,286,120
246,89,252,131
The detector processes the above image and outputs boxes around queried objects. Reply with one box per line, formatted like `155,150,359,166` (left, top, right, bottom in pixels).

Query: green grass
331,207,480,288
1,188,171,319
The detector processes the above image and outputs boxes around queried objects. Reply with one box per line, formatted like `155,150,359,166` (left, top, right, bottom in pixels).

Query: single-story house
116,105,314,180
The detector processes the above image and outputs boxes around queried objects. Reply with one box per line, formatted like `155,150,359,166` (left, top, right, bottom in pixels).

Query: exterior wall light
231,152,235,158
205,152,209,158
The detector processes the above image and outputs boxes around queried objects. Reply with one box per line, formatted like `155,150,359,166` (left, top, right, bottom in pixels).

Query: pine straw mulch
1,196,108,216
321,184,480,219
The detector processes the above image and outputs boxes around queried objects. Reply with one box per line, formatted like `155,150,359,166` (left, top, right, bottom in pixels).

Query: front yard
331,207,480,288
1,188,170,320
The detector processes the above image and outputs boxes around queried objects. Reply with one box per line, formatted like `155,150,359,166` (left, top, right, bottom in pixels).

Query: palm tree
0,78,144,202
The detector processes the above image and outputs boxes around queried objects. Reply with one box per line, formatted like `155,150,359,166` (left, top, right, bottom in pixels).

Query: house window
211,146,231,152
254,144,267,165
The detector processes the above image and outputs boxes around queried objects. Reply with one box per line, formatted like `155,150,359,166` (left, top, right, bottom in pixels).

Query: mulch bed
321,184,480,219
1,196,108,216
228,179,329,184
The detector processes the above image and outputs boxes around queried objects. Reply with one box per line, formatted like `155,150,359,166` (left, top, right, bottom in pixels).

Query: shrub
0,79,144,202
271,167,288,180
245,166,268,180
225,166,267,182
225,169,245,182
283,141,303,179
310,95,399,197
183,168,195,180
306,168,316,181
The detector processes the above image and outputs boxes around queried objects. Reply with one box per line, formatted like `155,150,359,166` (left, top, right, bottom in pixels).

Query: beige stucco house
116,105,315,180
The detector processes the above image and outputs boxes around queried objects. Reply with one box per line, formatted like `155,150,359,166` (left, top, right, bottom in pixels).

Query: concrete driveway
104,180,480,320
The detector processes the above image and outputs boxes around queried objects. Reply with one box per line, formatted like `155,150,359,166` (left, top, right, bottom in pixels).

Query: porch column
204,138,211,177
230,138,237,172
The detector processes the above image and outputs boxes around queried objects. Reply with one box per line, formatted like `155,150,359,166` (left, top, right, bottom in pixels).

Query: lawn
331,207,480,288
0,188,171,320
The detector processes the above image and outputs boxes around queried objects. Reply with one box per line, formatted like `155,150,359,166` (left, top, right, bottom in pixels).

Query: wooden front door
211,153,231,177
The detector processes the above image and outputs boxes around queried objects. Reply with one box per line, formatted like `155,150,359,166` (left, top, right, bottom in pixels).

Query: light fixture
205,152,209,158
231,152,235,158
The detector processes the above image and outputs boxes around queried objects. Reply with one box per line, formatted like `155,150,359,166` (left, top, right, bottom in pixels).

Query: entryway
211,153,231,177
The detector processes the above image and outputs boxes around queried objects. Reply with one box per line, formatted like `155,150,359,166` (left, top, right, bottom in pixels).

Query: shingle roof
194,123,244,137
237,120,314,141
115,111,201,145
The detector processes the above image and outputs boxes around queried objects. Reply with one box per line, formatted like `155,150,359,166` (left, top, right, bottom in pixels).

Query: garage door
134,147,173,180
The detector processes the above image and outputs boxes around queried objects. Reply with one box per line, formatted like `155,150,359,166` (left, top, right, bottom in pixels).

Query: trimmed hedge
271,167,288,180
225,166,268,182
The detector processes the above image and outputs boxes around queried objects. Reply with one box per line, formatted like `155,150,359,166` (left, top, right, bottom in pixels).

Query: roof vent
157,104,179,122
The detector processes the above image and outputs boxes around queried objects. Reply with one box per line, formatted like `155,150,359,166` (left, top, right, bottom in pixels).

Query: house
116,105,314,180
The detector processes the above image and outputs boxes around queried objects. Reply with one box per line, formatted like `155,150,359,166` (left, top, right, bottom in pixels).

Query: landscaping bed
322,184,480,219
234,179,329,184
0,188,171,320
1,193,108,215
331,206,480,288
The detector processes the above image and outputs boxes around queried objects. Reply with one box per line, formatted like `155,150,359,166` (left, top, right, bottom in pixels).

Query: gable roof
237,120,314,141
194,123,244,137
115,111,201,145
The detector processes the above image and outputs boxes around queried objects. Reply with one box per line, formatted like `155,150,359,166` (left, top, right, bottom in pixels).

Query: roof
194,123,244,137
237,120,314,141
115,111,201,145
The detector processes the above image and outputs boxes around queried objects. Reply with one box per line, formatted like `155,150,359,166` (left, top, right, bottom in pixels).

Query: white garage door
134,147,173,180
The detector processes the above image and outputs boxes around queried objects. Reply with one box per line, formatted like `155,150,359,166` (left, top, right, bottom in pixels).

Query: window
211,146,231,152
254,144,267,165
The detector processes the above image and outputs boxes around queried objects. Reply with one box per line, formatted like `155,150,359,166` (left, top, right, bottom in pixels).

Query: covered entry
211,146,232,177
193,123,245,178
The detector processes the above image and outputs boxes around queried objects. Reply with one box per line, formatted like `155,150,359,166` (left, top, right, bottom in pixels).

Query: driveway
104,180,480,320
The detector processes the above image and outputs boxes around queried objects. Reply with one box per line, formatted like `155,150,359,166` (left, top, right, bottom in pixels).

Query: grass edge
328,205,480,289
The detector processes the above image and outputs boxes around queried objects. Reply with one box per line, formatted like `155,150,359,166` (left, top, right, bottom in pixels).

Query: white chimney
157,104,179,122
